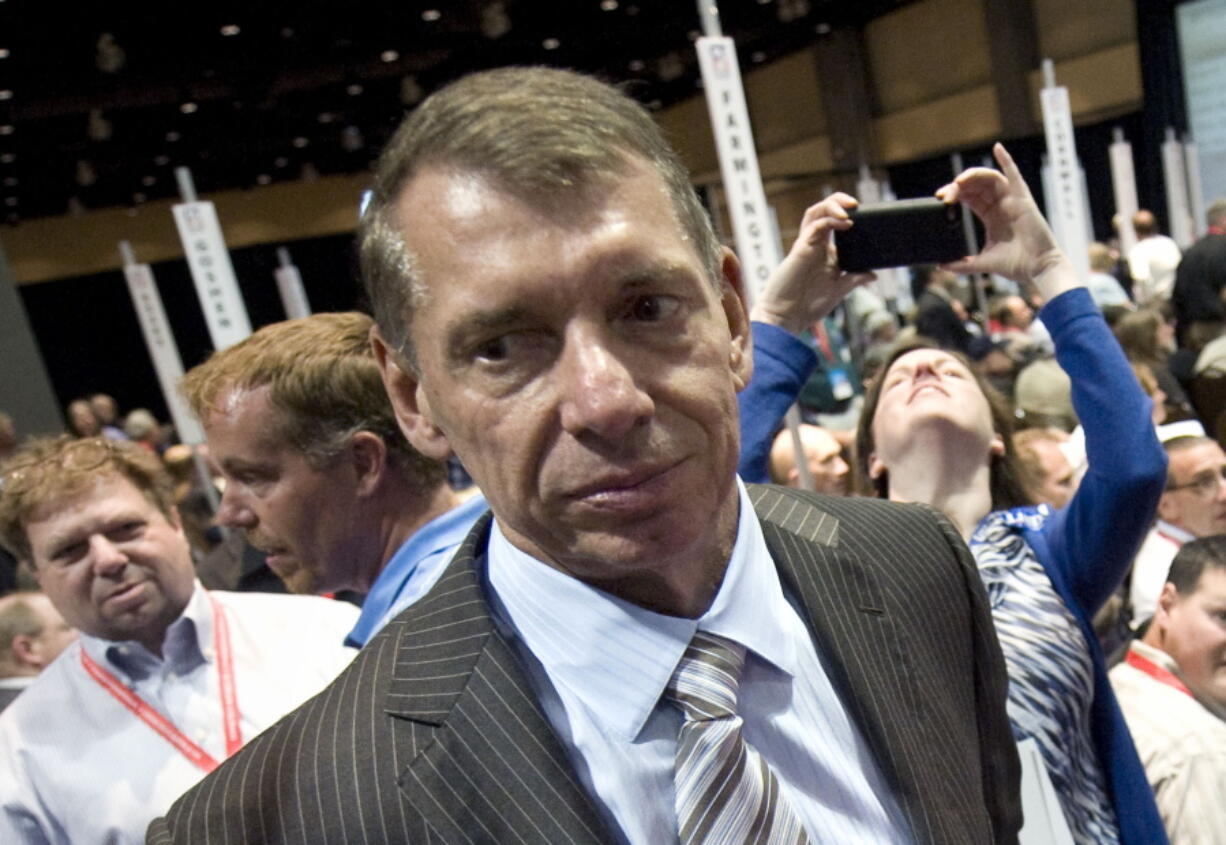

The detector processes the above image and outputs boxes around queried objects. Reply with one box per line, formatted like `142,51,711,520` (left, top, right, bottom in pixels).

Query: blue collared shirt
345,493,489,648
486,479,911,844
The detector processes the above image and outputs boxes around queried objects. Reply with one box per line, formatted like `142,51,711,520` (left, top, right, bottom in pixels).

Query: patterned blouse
970,510,1120,844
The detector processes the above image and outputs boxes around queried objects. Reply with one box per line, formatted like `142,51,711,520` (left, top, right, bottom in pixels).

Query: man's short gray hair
358,66,722,369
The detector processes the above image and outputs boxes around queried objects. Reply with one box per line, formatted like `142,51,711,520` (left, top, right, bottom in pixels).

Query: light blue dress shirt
0,583,359,845
487,479,912,844
345,492,489,647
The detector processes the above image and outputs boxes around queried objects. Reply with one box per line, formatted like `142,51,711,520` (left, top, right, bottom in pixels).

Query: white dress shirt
487,479,911,844
1110,641,1226,843
1130,521,1193,626
0,584,359,844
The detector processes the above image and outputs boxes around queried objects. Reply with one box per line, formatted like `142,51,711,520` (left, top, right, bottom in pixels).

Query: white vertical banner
1108,130,1139,256
274,247,312,320
171,200,253,350
1162,128,1195,249
1039,65,1091,283
1185,140,1206,241
121,261,204,445
696,36,783,302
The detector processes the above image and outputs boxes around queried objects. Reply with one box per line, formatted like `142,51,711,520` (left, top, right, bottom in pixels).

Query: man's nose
89,535,127,575
557,331,654,440
216,486,256,528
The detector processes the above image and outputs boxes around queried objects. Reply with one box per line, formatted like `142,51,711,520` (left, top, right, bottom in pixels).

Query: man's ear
370,325,452,462
10,634,39,669
1157,491,1179,524
989,432,1006,458
348,431,388,497
718,248,753,392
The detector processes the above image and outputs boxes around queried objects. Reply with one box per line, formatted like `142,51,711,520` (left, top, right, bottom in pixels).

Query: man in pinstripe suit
150,67,1021,844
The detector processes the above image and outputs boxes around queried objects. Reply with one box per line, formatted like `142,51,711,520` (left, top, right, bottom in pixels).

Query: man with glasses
1132,433,1226,626
0,436,360,844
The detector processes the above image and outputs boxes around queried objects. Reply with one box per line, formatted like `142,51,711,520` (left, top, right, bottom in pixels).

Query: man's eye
473,336,510,362
624,295,679,323
109,521,144,541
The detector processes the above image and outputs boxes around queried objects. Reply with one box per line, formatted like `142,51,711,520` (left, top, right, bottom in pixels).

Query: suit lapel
383,514,610,843
749,485,932,839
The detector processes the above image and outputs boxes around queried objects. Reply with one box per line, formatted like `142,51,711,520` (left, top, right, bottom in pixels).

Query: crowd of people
1,65,1225,844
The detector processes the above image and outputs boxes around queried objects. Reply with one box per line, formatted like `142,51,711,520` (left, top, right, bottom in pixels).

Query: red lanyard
79,592,241,773
1125,648,1193,698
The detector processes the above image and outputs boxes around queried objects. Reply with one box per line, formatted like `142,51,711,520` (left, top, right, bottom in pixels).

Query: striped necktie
665,632,809,845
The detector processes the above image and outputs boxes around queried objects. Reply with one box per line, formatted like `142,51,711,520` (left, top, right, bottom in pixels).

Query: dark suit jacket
148,485,1021,844
914,289,972,355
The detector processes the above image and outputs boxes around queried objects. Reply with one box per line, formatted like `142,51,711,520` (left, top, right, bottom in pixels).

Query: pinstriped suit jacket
148,485,1021,844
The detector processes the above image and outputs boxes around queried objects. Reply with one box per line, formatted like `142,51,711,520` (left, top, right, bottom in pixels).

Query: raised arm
737,195,874,482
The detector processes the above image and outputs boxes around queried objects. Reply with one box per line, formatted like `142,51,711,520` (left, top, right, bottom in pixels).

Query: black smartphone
834,197,967,272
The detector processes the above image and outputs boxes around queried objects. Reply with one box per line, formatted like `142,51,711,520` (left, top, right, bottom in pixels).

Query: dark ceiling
0,0,917,225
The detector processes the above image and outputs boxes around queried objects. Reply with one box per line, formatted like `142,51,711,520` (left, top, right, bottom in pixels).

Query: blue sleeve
1038,289,1167,614
737,322,818,483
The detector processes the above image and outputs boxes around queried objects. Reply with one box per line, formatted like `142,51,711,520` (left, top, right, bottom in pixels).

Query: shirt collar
1156,520,1196,545
1128,639,1180,674
346,493,489,648
487,479,796,741
85,581,211,681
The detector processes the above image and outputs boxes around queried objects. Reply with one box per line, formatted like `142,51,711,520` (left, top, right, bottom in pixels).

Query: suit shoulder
748,483,953,530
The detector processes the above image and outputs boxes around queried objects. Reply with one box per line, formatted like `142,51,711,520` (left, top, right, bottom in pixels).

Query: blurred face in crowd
1152,567,1226,707
204,386,378,594
1004,296,1033,330
1159,441,1226,538
66,401,100,438
375,159,752,614
24,474,195,655
1018,432,1076,509
770,425,849,495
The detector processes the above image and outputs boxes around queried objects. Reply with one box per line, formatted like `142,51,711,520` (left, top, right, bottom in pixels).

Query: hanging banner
1162,128,1195,249
171,201,253,350
274,248,311,320
1039,71,1091,283
696,36,783,301
1108,130,1139,256
122,262,205,445
1185,140,1206,241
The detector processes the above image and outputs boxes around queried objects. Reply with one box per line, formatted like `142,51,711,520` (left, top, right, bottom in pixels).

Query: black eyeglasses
1166,466,1226,498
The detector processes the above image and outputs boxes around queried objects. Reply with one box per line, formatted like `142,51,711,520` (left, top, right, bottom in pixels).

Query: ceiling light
346,84,363,96
154,154,170,166
292,137,309,148
0,125,12,135
380,49,399,63
751,51,766,63
601,0,618,9
96,33,125,73
400,76,423,105
220,24,240,36
274,156,289,168
815,21,831,34
0,49,8,59
141,175,156,186
542,38,560,50
317,112,335,124
2,177,15,187
76,160,96,186
0,153,13,164
5,197,16,206
481,2,511,38
88,109,111,141
256,174,271,185
180,102,198,114
0,90,11,100
165,131,181,142
133,192,147,203
628,59,645,72
341,126,364,152
422,9,441,21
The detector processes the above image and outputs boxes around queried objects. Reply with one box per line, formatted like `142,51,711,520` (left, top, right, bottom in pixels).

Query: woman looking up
853,145,1166,844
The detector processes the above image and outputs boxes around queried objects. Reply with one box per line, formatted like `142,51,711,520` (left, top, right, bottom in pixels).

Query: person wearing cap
1130,423,1226,626
0,436,359,844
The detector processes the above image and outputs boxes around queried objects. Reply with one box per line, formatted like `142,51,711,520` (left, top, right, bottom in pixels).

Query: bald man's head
768,424,850,495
